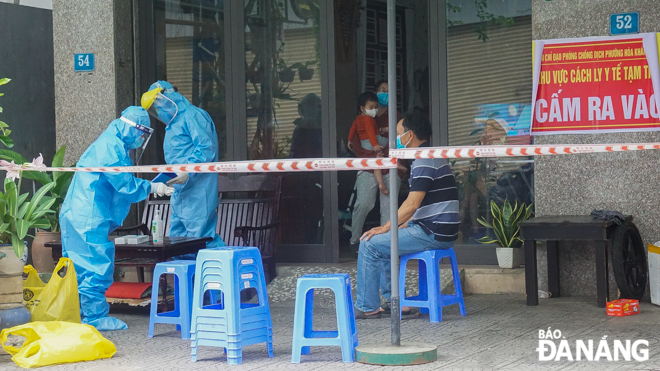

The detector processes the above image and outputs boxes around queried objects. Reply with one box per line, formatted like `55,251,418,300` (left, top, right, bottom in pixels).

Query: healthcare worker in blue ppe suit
141,81,224,250
60,106,174,331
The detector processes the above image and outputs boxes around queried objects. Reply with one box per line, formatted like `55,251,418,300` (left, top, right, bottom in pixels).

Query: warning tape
3,143,660,174
3,157,397,174
390,143,660,159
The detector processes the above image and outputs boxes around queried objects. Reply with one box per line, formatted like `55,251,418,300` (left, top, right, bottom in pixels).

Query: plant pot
248,68,264,84
0,306,31,331
0,244,28,276
496,247,523,269
0,243,29,329
299,67,314,81
248,93,261,111
279,69,295,83
31,231,60,273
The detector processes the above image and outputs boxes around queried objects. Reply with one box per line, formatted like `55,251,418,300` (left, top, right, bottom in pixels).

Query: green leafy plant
0,78,14,148
290,61,317,81
0,146,73,232
0,155,56,258
447,1,514,42
477,198,533,248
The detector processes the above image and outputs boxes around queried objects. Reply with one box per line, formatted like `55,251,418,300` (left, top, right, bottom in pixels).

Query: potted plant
278,59,296,83
292,61,316,81
0,155,56,329
0,146,73,272
477,199,533,268
247,66,264,84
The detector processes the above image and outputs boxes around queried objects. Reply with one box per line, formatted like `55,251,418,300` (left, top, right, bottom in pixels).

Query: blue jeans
356,222,453,312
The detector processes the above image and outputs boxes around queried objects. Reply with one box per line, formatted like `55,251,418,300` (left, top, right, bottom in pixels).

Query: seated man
355,110,460,319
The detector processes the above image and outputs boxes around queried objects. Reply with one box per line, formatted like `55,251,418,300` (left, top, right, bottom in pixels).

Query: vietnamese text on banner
531,33,660,135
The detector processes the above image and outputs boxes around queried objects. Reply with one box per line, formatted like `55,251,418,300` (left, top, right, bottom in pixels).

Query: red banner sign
532,34,660,134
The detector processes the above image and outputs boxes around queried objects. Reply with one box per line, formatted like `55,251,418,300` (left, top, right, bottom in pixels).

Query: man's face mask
396,131,411,149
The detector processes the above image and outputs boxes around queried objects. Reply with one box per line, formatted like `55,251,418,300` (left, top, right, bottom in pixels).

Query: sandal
380,302,412,315
355,308,382,319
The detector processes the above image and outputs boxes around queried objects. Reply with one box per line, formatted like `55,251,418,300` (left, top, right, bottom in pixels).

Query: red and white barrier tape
390,143,660,159
3,157,397,174
3,143,660,174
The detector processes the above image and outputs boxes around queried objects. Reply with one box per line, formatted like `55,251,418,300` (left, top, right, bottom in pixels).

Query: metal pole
387,0,400,347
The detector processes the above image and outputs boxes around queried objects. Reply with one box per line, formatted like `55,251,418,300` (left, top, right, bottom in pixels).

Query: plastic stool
148,260,196,339
399,248,466,322
190,247,274,365
291,274,358,363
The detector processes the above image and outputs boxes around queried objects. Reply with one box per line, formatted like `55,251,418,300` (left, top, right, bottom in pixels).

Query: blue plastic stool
148,260,196,339
399,248,466,322
291,274,358,363
190,247,274,365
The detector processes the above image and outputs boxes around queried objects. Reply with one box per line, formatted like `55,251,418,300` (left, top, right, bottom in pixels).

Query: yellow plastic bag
1,321,116,368
30,258,81,323
22,265,46,310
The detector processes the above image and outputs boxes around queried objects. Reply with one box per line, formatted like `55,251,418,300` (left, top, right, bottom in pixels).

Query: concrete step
271,262,467,307
462,265,525,294
272,262,525,301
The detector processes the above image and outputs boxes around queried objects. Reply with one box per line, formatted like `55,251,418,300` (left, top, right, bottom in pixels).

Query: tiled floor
2,264,660,370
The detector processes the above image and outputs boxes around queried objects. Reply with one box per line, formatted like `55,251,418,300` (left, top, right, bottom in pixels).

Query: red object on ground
606,299,639,317
105,282,152,299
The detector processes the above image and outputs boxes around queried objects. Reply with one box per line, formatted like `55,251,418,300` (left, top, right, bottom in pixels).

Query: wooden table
47,236,212,281
519,215,629,308
46,236,211,310
48,236,211,261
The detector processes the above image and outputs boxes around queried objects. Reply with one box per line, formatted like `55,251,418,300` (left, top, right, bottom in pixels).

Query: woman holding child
348,80,407,255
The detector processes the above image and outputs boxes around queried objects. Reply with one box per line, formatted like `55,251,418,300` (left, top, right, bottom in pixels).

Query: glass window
446,0,534,245
154,0,227,160
244,0,324,245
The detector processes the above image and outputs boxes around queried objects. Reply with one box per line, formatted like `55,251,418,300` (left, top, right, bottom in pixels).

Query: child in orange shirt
348,92,389,195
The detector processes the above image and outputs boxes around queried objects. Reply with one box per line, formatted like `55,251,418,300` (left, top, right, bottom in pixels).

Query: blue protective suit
60,107,153,331
149,81,224,249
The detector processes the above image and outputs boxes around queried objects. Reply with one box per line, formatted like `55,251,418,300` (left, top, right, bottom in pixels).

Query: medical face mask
152,93,179,125
129,137,144,149
120,116,153,163
396,131,410,149
377,92,388,107
142,85,179,126
365,108,377,118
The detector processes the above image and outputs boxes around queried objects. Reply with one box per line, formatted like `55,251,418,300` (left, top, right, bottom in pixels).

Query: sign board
74,53,94,72
610,12,639,35
531,33,660,135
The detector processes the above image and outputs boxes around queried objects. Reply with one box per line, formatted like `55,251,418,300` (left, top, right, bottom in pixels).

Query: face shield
120,116,154,164
141,86,179,126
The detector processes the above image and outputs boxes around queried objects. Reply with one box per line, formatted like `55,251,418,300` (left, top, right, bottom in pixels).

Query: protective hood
146,81,191,125
110,106,152,147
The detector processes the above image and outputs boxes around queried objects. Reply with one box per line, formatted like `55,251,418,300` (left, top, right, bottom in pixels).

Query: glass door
243,0,327,249
147,0,337,262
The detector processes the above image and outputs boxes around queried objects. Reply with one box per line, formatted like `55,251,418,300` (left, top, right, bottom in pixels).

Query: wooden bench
117,174,281,282
49,174,282,283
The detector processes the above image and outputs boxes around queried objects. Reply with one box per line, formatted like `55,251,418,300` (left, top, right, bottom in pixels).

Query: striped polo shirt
409,143,460,241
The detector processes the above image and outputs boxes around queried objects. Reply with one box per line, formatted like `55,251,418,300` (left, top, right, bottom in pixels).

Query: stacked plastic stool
399,248,466,322
291,274,358,363
190,246,274,365
148,260,196,339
